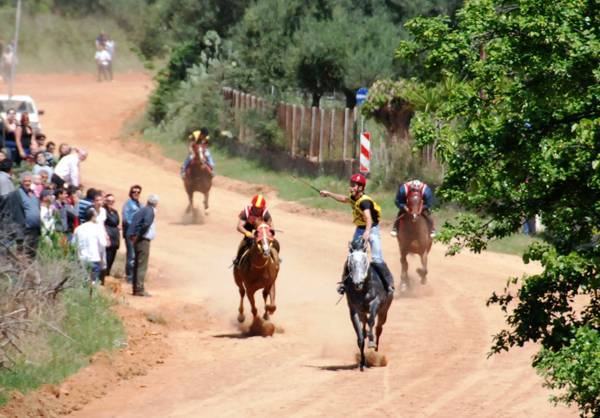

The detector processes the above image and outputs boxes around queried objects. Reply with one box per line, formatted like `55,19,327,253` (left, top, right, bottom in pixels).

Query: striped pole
359,131,371,174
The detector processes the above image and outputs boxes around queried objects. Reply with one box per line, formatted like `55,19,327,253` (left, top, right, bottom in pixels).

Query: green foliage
242,107,287,152
0,289,125,404
148,31,231,123
145,61,229,146
536,326,600,417
397,0,599,414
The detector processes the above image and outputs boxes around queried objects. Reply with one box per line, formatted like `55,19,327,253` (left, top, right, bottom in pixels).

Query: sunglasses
131,190,141,194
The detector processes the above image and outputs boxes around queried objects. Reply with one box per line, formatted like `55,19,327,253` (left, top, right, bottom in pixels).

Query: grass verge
0,288,125,405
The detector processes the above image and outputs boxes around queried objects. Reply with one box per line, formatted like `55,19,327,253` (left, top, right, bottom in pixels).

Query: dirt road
16,74,572,417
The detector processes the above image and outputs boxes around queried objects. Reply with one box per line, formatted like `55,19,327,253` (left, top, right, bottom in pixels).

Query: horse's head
346,239,370,291
407,191,424,221
254,223,274,257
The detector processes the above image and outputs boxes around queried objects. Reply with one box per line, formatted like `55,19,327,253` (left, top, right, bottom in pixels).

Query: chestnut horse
183,147,212,215
234,223,280,322
396,191,432,291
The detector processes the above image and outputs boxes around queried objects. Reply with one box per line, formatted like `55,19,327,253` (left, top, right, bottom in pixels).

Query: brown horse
183,147,212,216
396,191,432,291
234,223,280,322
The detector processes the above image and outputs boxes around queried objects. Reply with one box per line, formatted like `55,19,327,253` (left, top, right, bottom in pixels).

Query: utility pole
9,0,22,97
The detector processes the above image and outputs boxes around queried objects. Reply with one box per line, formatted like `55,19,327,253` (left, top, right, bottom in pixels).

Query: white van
0,95,43,132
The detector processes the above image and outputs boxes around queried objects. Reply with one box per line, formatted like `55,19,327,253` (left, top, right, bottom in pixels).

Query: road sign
356,87,368,106
359,132,371,174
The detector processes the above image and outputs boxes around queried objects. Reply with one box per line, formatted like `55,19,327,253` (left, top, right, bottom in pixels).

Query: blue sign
356,87,369,106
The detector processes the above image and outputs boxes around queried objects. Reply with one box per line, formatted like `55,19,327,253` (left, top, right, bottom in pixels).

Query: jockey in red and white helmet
232,194,279,266
180,128,213,178
390,179,435,237
319,173,394,295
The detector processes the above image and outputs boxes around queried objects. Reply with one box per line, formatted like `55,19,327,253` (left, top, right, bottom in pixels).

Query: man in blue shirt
122,184,143,284
2,172,40,257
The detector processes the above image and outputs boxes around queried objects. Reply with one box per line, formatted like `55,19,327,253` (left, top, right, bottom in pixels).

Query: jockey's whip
335,294,344,305
290,175,321,194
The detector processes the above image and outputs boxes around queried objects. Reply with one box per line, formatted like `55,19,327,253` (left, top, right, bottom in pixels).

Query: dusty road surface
13,74,573,417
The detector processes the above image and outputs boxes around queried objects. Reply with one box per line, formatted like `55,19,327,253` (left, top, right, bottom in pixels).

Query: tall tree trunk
311,92,321,108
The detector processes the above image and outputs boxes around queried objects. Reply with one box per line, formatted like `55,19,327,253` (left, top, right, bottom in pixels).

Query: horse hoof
360,365,365,372
421,276,428,285
204,209,210,216
368,341,376,349
237,313,245,323
400,282,408,292
263,313,270,321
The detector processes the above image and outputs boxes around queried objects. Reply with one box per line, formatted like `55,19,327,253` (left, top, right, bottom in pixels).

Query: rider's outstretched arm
320,190,349,203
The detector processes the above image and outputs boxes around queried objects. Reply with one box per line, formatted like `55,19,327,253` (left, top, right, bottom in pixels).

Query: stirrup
336,282,345,295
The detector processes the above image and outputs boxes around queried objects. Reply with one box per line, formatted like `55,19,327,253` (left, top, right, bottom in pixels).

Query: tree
396,0,599,415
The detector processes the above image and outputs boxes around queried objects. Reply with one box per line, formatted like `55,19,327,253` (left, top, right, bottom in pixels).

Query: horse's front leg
367,300,379,349
186,188,194,214
264,280,277,319
203,190,210,215
417,251,429,285
235,275,245,323
247,288,259,319
349,309,365,371
400,249,409,292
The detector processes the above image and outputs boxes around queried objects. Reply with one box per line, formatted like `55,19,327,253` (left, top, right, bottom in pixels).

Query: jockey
390,179,435,237
320,173,394,295
180,128,214,178
232,194,278,266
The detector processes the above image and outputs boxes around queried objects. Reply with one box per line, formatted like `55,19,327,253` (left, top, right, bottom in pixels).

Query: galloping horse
234,223,280,322
183,146,212,215
344,239,393,371
396,190,433,291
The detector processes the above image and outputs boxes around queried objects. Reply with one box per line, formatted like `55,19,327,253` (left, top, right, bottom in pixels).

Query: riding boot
371,262,395,295
390,211,402,237
337,264,349,295
422,210,436,237
233,238,251,266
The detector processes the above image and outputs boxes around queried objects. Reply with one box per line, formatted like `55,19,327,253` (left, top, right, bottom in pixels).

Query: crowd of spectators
0,131,157,296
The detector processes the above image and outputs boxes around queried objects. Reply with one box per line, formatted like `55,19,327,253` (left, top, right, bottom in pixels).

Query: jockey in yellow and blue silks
180,127,215,178
320,173,394,295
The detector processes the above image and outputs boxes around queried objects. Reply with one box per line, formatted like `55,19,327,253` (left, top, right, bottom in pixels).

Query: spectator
54,148,87,187
65,185,80,232
15,112,35,162
40,189,56,242
45,141,57,166
33,151,54,178
31,174,44,198
127,194,158,297
2,109,18,164
2,172,41,257
73,208,107,286
57,143,71,161
0,150,6,162
102,193,120,280
95,45,112,82
122,184,142,284
77,187,98,224
0,159,15,198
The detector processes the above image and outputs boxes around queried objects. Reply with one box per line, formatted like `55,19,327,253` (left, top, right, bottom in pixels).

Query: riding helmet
350,173,367,187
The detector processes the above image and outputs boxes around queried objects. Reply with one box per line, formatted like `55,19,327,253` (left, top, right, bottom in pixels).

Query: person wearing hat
54,147,88,187
319,173,395,295
39,188,56,241
180,128,213,178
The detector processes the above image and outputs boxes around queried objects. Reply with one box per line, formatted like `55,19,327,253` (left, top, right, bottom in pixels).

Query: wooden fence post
343,108,349,160
299,105,305,156
318,108,325,163
310,106,317,157
291,105,297,156
329,109,336,158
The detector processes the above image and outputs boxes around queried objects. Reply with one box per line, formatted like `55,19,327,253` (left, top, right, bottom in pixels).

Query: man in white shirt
94,45,112,82
73,208,107,285
54,148,87,188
